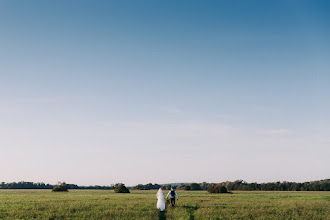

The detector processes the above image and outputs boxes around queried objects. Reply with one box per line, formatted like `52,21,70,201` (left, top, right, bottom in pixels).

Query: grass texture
0,190,329,219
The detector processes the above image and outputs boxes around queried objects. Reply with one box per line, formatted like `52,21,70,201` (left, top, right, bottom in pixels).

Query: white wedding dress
156,188,165,211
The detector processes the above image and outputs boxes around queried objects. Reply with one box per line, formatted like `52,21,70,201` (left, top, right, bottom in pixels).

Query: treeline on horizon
132,179,330,191
0,182,113,190
1,179,329,191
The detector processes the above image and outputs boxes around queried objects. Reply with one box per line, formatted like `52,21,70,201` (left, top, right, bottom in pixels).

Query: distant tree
166,185,172,190
114,184,130,193
52,182,68,192
190,183,202,190
220,186,228,193
132,183,161,190
200,182,210,190
175,184,185,190
207,185,215,193
184,185,191,190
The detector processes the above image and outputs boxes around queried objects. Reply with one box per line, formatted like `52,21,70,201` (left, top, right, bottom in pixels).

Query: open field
0,190,329,219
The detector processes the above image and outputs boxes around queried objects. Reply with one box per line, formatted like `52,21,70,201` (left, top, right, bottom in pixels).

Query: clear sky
0,0,329,186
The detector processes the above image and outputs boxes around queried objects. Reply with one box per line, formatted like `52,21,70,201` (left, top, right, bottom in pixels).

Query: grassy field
0,190,329,219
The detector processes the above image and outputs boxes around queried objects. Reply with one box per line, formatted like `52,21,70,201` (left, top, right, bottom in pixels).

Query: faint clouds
106,121,233,139
262,129,292,136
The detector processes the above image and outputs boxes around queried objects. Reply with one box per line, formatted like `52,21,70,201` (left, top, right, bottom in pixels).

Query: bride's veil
156,188,165,211
157,188,164,198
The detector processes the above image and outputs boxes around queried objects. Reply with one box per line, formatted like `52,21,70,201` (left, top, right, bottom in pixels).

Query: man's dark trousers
171,198,175,207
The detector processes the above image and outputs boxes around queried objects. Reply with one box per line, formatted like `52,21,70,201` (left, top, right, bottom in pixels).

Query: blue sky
0,0,329,185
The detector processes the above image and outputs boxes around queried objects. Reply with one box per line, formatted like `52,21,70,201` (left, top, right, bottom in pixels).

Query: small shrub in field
208,185,229,193
114,184,130,193
52,182,68,192
219,185,228,193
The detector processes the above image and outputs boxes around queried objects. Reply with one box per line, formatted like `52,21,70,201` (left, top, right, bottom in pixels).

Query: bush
220,186,228,193
52,182,68,192
114,184,130,193
208,185,229,193
184,185,191,190
190,183,202,190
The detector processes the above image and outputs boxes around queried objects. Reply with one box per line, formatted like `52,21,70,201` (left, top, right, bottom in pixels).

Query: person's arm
175,191,178,199
166,191,170,198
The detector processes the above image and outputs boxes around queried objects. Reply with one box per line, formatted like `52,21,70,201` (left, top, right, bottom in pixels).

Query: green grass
0,190,329,219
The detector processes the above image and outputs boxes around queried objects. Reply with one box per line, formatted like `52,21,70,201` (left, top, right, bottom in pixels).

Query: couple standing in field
156,188,178,211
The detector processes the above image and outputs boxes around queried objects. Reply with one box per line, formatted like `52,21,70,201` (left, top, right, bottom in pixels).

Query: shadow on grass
158,210,167,220
182,205,199,220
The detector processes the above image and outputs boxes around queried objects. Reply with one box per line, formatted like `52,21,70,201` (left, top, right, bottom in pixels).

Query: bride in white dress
156,188,166,211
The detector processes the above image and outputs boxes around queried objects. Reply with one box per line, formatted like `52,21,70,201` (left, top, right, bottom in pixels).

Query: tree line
1,179,329,191
135,179,330,191
132,183,161,190
0,181,114,190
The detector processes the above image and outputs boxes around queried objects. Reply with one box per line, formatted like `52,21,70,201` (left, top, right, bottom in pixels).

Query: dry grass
0,190,329,219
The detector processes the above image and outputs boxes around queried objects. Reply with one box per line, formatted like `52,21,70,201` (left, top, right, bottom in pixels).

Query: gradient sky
0,0,329,186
